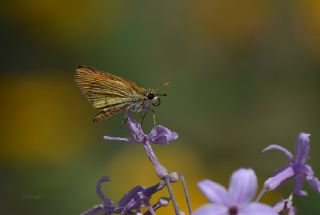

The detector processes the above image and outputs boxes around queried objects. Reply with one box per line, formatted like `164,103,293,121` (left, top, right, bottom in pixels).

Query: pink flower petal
294,173,307,196
242,203,278,215
262,144,293,160
198,180,230,205
193,204,227,215
104,136,141,144
264,166,294,191
104,136,130,142
295,132,310,164
149,125,178,144
305,165,320,193
228,168,257,205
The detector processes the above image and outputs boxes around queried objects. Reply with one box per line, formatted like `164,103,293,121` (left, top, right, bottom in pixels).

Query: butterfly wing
93,103,128,122
75,65,146,121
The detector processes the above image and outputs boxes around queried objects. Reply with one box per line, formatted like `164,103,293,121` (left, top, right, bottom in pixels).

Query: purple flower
82,176,168,215
96,176,113,213
80,205,105,215
104,116,178,178
193,168,277,215
263,132,320,196
273,195,295,215
104,116,178,145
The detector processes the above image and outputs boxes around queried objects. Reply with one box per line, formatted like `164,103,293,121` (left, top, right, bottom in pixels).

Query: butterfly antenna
163,81,170,87
158,81,169,96
140,110,148,126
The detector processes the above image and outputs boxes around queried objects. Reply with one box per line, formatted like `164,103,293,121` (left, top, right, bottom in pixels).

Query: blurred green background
1,0,320,214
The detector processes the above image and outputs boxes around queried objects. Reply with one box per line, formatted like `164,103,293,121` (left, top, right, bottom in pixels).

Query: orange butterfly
75,66,166,123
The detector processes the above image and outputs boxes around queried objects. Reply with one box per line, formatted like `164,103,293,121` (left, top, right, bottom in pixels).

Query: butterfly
75,65,166,123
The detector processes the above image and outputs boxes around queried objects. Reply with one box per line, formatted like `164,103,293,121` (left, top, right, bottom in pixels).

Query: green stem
255,187,267,202
165,177,181,215
179,174,192,215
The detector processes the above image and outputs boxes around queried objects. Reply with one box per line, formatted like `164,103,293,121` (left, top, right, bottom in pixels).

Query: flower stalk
143,139,181,215
103,115,192,215
143,139,168,179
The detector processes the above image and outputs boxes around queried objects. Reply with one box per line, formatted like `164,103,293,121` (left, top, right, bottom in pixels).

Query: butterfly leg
152,111,156,125
139,108,156,125
147,108,156,125
120,109,135,130
121,111,130,128
139,109,148,125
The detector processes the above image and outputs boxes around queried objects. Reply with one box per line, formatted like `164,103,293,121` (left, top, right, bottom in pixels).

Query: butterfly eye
151,97,161,106
147,92,155,100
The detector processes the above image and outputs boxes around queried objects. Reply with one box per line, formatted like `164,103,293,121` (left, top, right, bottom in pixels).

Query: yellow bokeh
187,0,268,46
294,0,320,57
0,74,93,164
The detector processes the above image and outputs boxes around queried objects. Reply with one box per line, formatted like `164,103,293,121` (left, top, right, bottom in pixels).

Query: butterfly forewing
75,66,146,121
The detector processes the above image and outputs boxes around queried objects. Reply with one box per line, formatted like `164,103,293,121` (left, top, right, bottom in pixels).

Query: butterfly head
145,90,167,107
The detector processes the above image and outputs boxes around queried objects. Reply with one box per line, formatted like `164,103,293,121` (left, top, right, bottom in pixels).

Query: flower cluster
193,132,319,215
80,176,169,215
82,116,189,215
81,114,319,215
